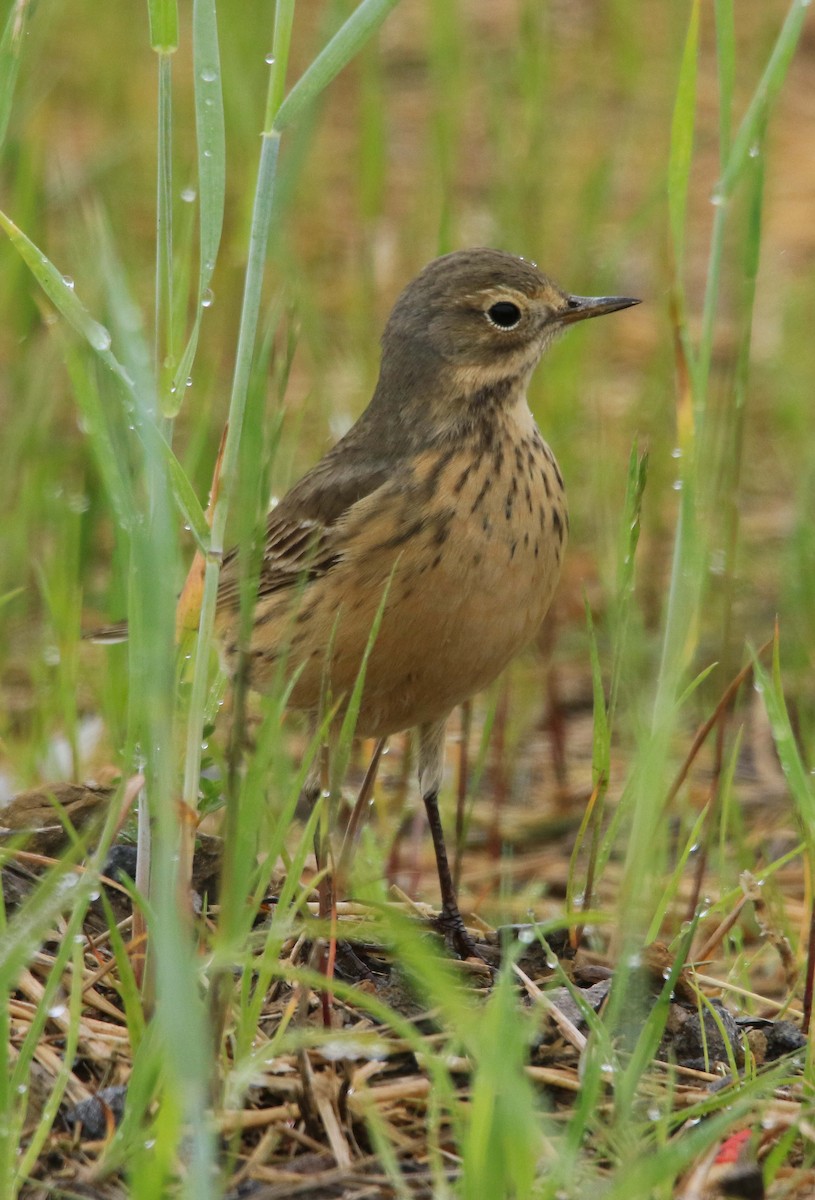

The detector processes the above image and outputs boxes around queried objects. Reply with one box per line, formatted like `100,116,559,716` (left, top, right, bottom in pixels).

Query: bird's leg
419,721,484,961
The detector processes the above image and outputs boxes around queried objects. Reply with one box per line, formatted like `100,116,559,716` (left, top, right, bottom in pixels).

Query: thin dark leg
423,788,485,961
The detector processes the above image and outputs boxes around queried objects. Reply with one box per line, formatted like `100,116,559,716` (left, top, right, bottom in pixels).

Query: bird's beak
557,294,641,325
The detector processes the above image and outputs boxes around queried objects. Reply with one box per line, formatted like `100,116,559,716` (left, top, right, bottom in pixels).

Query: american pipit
216,247,639,957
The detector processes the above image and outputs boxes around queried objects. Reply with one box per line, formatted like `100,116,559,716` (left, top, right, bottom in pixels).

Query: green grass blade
155,50,175,405
0,210,114,353
718,0,809,200
585,598,610,790
147,0,178,53
714,0,735,159
754,640,815,843
331,566,396,794
273,0,401,133
0,210,210,548
267,0,296,123
668,0,700,274
170,0,225,404
0,0,31,152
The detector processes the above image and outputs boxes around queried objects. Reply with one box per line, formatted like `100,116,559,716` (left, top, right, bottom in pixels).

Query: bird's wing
217,446,396,610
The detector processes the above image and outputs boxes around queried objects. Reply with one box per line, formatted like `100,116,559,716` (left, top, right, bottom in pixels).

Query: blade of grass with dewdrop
645,808,709,945
0,212,211,551
718,0,810,203
148,0,178,406
700,0,806,403
273,0,402,133
169,0,225,407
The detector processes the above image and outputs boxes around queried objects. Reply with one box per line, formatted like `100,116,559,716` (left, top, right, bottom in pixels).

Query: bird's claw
433,906,492,967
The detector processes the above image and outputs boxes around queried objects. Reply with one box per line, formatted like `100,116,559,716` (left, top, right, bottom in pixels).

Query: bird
214,247,640,958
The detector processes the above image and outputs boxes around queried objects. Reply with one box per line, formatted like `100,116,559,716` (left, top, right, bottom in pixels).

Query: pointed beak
556,293,641,325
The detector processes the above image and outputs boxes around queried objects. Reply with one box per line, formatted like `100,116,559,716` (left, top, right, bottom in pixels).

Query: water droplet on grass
90,325,112,352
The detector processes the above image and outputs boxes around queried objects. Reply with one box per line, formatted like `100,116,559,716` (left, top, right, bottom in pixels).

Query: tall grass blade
718,0,809,200
147,0,178,53
170,0,225,404
0,211,210,546
274,0,401,133
668,0,700,278
0,0,31,153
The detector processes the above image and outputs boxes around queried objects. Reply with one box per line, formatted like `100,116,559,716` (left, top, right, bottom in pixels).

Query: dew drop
90,325,112,352
200,68,217,83
62,275,75,290
180,186,197,203
48,1003,67,1020
265,53,276,65
201,288,214,308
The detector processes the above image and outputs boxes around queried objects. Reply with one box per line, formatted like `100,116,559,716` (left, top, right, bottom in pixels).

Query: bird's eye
486,301,522,330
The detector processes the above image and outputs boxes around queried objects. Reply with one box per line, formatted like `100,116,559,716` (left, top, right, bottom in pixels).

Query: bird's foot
432,905,494,968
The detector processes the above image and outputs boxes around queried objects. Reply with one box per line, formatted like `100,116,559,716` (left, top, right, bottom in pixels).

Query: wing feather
217,442,397,611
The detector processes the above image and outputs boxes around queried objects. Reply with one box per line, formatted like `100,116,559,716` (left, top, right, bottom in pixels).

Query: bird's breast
323,422,567,733
239,418,568,738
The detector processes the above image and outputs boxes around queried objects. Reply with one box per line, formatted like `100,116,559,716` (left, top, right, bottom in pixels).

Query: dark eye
486,301,522,330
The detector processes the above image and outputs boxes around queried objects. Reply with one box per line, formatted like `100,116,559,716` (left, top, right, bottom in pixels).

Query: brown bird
215,247,639,957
